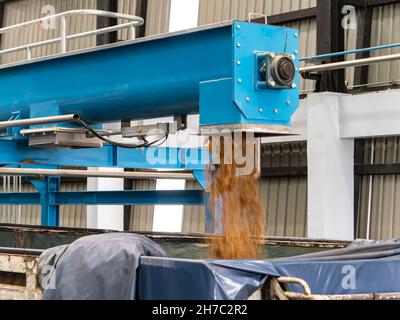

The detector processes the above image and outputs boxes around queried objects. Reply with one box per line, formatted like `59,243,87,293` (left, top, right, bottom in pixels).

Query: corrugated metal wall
181,180,205,234
357,138,400,240
127,179,156,232
118,0,171,39
144,0,170,35
262,142,308,237
367,3,400,87
0,180,86,228
1,0,97,65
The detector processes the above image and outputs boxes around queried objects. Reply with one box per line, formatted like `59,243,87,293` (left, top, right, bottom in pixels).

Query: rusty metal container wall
0,0,97,65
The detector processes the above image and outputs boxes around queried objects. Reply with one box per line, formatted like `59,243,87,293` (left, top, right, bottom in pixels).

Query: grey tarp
39,234,400,300
138,240,400,299
38,233,167,300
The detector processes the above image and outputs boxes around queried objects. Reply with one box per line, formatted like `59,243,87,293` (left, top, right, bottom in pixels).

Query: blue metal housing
0,21,300,227
0,21,299,129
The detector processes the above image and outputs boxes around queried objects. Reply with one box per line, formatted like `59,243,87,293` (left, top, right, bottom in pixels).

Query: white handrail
0,9,144,62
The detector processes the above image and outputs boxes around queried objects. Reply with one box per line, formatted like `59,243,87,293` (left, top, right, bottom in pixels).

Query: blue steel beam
0,22,299,130
0,140,208,170
0,190,204,206
53,190,204,205
0,24,232,123
0,192,40,204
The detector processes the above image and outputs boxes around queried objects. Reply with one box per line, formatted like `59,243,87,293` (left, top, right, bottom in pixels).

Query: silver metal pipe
0,114,78,129
60,15,67,54
0,168,195,180
0,21,139,57
300,52,400,73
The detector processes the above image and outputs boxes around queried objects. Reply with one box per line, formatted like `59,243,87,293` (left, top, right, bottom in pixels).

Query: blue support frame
0,21,300,229
30,177,60,227
0,190,204,206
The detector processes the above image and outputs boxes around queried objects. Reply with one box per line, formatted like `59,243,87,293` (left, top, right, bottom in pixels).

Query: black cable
73,117,169,149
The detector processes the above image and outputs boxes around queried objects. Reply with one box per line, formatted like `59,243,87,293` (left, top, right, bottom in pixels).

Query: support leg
30,177,60,227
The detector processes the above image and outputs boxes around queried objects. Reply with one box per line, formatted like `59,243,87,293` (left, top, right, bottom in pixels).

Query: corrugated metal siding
262,142,308,237
59,182,87,228
357,137,400,240
368,3,400,86
1,0,97,65
127,179,156,232
145,0,171,36
0,181,86,228
181,180,205,233
117,0,138,40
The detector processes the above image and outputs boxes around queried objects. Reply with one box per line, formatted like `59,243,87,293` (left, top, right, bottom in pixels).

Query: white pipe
366,139,375,240
0,10,143,34
0,10,144,59
300,53,400,74
0,22,138,56
60,15,67,53
0,168,194,180
0,114,77,129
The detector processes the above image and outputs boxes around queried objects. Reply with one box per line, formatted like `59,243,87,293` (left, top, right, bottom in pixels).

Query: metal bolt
294,50,298,54
237,25,241,30
274,109,279,114
237,43,241,48
294,32,298,37
291,54,296,60
291,83,297,89
269,80,276,87
286,100,291,105
237,60,241,65
246,97,251,102
238,78,243,84
259,108,264,113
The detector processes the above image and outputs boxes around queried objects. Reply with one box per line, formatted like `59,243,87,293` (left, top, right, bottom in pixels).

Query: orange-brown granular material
207,134,264,259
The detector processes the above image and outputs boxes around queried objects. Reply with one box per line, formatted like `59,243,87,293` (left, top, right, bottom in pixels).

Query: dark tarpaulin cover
38,234,400,300
38,233,167,300
138,239,400,299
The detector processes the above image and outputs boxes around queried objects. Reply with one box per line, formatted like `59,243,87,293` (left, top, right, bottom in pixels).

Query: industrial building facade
0,0,399,240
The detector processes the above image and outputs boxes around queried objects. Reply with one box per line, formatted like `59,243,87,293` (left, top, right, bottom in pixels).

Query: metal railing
270,276,400,300
0,10,144,62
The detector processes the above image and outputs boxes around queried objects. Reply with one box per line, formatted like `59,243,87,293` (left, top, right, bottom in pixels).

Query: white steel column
306,93,354,240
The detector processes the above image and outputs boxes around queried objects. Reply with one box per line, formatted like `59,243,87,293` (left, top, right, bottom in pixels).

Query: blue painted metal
0,140,208,170
30,177,60,227
0,25,232,123
54,190,204,205
0,192,40,204
0,190,204,206
0,21,300,227
0,21,299,130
